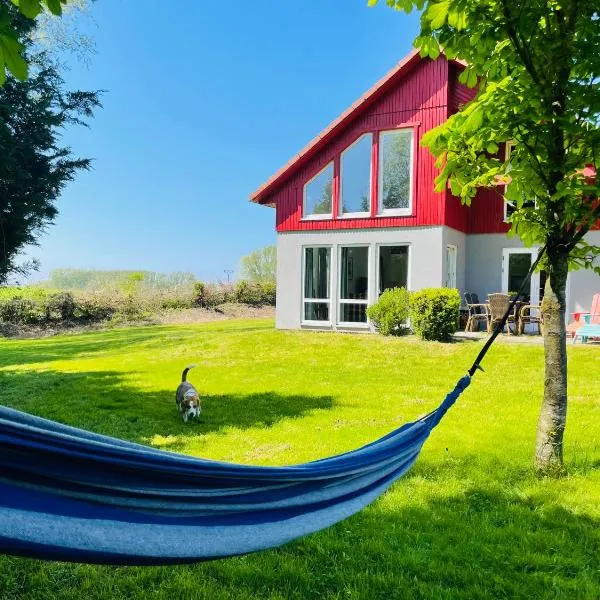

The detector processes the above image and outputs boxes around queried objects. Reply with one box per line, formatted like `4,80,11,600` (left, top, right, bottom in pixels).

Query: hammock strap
467,244,547,377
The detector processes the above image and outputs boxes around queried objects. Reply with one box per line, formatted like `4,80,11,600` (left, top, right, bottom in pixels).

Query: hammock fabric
0,376,470,565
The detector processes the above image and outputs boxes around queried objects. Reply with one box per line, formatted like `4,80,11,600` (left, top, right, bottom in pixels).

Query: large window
378,129,413,215
339,246,369,324
303,247,331,322
303,163,333,218
340,134,372,216
378,245,409,295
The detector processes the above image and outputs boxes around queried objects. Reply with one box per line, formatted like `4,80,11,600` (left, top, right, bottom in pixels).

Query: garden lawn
0,319,599,600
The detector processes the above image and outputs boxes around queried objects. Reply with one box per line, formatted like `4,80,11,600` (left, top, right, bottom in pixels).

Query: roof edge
250,48,426,205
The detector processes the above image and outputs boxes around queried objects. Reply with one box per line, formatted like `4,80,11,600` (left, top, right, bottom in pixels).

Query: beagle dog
175,365,201,422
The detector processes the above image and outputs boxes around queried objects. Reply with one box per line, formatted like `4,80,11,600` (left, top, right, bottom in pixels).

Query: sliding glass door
303,247,331,323
338,246,369,324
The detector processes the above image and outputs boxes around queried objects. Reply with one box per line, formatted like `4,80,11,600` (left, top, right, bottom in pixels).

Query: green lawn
1,319,599,599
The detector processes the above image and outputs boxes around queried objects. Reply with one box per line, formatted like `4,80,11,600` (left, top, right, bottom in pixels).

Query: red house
250,50,600,330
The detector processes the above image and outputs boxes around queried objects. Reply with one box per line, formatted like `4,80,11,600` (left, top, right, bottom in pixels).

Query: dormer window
378,128,413,216
340,134,372,217
303,163,333,219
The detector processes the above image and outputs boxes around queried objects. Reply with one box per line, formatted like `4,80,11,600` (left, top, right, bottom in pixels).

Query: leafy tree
240,245,276,284
0,7,100,283
312,178,333,215
374,0,599,472
0,0,69,84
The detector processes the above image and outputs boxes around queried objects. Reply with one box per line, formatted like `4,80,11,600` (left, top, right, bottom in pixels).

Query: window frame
377,127,415,217
376,243,411,297
338,133,373,219
337,244,370,328
301,245,332,326
302,162,334,220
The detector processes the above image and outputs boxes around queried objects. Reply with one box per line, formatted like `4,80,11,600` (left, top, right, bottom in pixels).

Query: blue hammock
0,376,471,565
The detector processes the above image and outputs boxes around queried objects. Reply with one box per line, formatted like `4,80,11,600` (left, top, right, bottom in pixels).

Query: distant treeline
39,269,197,291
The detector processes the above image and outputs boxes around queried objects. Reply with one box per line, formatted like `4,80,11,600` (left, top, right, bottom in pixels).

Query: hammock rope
0,249,544,565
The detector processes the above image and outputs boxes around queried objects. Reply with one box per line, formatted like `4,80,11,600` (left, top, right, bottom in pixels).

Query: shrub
366,287,411,335
0,297,44,325
259,281,276,305
410,288,461,342
45,292,76,321
74,290,122,322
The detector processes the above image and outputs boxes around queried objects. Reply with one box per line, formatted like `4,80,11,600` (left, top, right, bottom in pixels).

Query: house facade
250,50,600,331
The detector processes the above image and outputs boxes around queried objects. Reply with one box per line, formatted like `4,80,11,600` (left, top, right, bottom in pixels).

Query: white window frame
339,133,373,219
337,244,370,328
302,162,334,220
377,128,414,217
376,243,411,296
301,245,332,325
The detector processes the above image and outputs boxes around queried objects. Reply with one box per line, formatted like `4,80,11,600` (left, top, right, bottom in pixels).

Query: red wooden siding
448,63,477,114
258,55,514,235
267,58,452,232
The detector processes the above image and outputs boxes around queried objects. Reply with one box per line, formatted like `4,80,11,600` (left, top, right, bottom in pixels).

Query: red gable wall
264,57,454,232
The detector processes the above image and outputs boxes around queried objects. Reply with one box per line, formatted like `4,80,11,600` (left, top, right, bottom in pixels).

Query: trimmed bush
366,287,411,335
410,288,460,342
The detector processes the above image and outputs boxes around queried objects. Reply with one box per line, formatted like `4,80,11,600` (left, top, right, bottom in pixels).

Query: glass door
338,246,369,324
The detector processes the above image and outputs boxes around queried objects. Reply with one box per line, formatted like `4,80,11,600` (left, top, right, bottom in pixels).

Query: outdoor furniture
573,314,600,343
518,304,543,335
487,293,517,334
464,292,489,332
568,293,600,338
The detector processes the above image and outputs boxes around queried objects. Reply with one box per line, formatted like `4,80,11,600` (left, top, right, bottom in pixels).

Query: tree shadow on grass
0,367,334,447
1,482,597,599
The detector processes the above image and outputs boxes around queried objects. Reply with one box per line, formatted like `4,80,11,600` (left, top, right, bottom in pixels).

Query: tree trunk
536,250,569,473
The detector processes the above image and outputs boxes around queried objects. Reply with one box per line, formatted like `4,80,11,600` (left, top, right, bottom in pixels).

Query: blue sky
25,1,420,282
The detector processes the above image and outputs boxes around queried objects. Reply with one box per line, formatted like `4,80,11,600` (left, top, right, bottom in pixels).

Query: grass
0,319,599,599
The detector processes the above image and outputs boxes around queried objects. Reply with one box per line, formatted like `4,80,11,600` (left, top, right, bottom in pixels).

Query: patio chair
567,293,600,337
518,304,543,335
464,292,489,332
487,293,517,334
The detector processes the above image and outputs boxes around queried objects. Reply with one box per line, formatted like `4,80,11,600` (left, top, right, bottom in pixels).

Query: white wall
276,227,445,330
466,231,600,317
567,230,600,316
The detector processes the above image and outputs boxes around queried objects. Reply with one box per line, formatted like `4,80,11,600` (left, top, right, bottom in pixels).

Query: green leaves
0,33,27,81
425,1,449,28
0,0,67,85
15,0,43,19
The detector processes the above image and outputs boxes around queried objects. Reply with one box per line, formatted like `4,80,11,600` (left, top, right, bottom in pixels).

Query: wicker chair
487,293,517,334
518,304,543,335
464,292,489,332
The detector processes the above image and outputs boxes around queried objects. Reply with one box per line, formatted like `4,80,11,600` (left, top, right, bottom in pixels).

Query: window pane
304,302,329,321
340,304,367,323
379,130,412,211
508,253,532,300
340,247,368,300
340,134,372,214
304,247,330,299
379,246,408,294
304,163,333,216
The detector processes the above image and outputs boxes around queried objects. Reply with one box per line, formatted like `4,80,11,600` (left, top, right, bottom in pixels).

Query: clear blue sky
25,1,420,283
